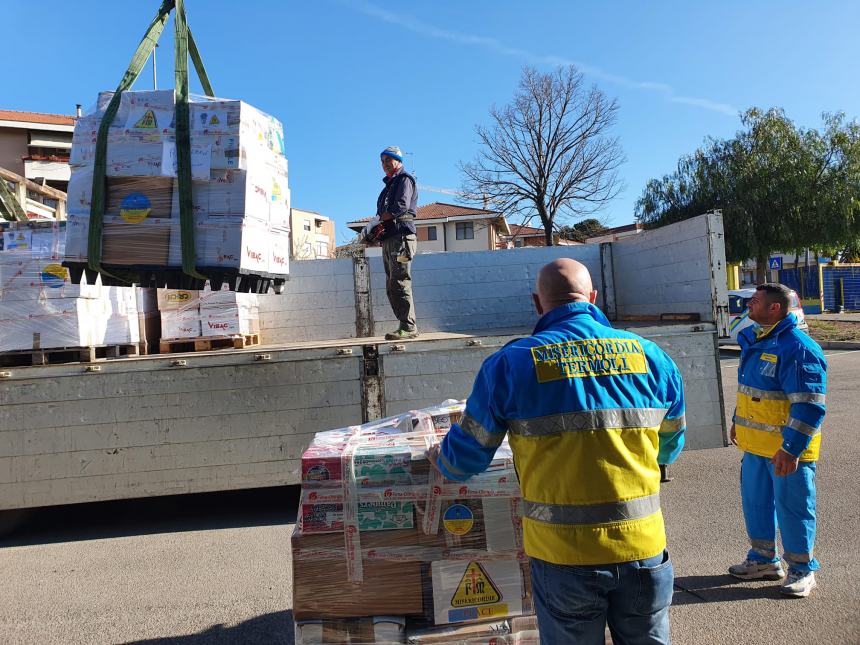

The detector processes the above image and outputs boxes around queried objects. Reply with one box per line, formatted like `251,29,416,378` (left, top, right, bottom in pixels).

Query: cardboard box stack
0,221,157,352
292,401,540,645
157,285,260,340
64,90,291,281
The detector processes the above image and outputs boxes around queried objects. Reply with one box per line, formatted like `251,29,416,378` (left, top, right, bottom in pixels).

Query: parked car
726,288,808,342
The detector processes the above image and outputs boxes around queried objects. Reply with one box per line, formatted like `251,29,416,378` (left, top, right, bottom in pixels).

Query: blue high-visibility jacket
438,302,686,565
735,313,827,461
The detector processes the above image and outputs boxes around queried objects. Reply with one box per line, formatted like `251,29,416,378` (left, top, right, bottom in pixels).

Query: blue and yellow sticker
532,338,648,383
120,192,152,223
443,504,474,536
40,263,68,288
760,353,778,364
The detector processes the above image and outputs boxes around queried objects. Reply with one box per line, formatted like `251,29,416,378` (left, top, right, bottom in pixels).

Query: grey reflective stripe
459,413,505,449
734,416,782,433
738,384,788,401
784,551,812,564
437,450,467,478
788,392,826,404
787,417,820,437
524,493,660,525
750,539,776,558
509,408,667,437
660,415,686,434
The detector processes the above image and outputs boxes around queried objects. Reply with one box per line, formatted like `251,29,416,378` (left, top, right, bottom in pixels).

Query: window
317,241,329,257
514,238,524,248
426,226,438,241
315,219,324,230
303,219,311,231
455,222,474,240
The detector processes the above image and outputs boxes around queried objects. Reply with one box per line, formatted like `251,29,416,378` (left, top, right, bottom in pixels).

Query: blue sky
5,0,859,243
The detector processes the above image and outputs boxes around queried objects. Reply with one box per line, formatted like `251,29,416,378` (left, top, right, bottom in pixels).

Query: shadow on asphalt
673,574,785,604
0,485,300,548
122,610,294,645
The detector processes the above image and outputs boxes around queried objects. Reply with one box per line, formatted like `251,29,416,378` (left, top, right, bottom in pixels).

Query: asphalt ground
1,350,858,645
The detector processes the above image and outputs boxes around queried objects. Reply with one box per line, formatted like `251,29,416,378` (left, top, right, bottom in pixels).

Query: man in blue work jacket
432,258,686,645
728,283,827,598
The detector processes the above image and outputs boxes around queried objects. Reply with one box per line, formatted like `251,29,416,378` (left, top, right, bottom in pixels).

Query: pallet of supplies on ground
64,89,291,291
291,400,540,644
0,221,153,357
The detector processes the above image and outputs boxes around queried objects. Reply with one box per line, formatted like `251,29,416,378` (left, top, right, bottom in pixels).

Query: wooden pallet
158,333,260,354
0,343,143,367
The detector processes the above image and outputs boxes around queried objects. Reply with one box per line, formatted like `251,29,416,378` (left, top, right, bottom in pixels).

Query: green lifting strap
87,0,214,281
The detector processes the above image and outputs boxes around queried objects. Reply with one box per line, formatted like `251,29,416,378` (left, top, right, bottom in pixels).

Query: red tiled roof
0,110,76,126
348,202,501,226
507,224,544,237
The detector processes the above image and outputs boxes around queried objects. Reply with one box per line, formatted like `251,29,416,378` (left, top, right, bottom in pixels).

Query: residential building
583,222,644,244
347,202,511,254
0,109,76,192
503,224,583,248
290,208,336,259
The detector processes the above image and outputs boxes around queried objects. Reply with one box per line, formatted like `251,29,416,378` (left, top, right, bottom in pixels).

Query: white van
727,287,808,342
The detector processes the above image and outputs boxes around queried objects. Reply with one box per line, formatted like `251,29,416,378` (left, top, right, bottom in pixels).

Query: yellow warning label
134,109,157,129
760,353,778,364
451,562,501,607
209,114,220,125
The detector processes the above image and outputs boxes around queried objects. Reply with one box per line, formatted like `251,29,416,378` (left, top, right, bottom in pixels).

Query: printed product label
40,263,69,288
532,338,648,383
119,192,152,223
305,464,331,481
443,504,475,536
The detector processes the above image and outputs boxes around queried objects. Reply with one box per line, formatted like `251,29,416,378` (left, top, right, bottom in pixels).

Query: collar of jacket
382,168,404,184
532,301,612,334
743,312,798,345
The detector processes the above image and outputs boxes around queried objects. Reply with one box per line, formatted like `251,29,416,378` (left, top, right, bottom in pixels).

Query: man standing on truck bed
728,283,827,598
431,258,686,645
376,145,419,340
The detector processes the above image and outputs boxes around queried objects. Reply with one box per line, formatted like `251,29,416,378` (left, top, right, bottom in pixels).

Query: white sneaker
781,570,817,597
728,558,786,580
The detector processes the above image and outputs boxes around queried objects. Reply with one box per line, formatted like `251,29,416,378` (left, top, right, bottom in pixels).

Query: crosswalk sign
768,257,782,270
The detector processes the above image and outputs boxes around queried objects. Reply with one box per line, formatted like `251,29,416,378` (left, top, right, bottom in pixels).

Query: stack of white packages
0,222,153,352
158,285,259,340
64,90,291,277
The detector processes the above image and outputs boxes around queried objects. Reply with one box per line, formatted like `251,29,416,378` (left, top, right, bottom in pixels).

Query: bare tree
461,66,624,245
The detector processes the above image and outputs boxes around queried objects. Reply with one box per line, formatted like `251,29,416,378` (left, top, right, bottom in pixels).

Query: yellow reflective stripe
738,384,788,401
659,415,686,434
509,408,666,437
459,413,504,448
788,392,826,404
735,416,782,433
524,493,661,525
787,417,820,437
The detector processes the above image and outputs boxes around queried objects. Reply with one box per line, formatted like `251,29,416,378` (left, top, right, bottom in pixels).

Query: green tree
557,218,607,242
636,108,860,282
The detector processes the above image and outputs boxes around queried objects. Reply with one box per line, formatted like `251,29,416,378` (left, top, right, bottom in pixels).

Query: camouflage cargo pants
382,234,417,332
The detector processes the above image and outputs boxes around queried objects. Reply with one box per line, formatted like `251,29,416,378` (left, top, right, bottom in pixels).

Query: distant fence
779,264,860,313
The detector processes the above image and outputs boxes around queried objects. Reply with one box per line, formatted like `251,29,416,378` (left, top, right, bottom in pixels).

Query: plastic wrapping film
292,400,541,645
157,285,260,340
64,90,291,277
0,221,157,352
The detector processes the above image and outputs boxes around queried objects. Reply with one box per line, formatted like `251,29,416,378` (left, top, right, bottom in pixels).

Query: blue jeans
530,550,673,645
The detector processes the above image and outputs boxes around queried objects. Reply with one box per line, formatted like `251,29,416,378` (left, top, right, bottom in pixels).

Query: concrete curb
817,341,860,350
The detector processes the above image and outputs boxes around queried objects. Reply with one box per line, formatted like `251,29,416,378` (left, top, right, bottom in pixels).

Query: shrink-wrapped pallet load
0,221,156,354
292,401,542,645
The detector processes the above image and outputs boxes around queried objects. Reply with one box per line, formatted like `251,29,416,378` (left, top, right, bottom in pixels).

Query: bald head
533,259,597,314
